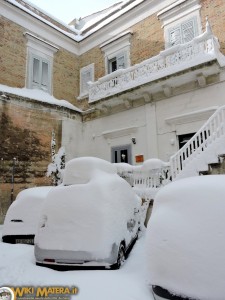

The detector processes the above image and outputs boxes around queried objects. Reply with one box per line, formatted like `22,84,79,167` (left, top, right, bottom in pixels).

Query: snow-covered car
35,157,141,270
146,175,225,300
2,186,52,245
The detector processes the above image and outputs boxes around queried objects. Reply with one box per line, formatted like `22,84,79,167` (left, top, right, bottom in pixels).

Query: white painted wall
62,72,225,164
156,75,225,160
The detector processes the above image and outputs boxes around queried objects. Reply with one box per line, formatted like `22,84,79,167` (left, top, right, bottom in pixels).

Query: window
108,53,126,73
31,55,50,92
169,17,197,47
25,32,58,94
79,63,94,99
100,31,132,74
157,0,202,48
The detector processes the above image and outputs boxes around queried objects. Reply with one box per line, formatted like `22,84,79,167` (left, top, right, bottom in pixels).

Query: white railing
89,23,221,102
116,161,171,198
117,106,225,193
170,106,225,180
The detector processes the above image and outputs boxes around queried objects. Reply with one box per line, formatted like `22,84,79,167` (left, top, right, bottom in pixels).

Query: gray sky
28,0,119,24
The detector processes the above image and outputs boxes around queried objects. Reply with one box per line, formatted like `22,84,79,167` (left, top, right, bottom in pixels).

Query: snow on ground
0,226,153,300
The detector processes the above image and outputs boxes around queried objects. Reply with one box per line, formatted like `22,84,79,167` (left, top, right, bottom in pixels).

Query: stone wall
0,15,80,106
53,49,80,107
0,94,80,223
79,13,164,82
130,14,164,65
200,0,225,55
0,16,26,88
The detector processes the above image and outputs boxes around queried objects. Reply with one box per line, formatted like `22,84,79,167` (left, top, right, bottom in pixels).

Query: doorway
111,144,132,164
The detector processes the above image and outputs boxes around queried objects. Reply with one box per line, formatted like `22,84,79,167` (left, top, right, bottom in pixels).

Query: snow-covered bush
47,131,65,186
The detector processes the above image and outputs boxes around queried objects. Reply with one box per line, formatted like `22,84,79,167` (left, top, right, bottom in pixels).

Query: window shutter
41,61,49,90
32,57,40,85
117,54,126,69
169,26,181,46
181,19,195,43
81,70,91,94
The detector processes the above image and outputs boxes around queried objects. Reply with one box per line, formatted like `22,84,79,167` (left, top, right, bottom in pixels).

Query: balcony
88,22,225,104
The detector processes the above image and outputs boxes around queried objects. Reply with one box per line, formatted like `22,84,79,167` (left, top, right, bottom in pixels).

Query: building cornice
1,0,176,56
1,0,80,55
79,0,174,54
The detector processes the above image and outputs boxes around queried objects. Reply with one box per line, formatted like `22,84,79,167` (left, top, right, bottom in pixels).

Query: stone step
199,153,225,176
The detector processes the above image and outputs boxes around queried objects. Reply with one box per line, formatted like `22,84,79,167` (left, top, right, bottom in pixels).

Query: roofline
2,0,176,55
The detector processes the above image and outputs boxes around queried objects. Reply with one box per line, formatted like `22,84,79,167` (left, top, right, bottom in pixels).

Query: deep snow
146,175,225,300
0,226,153,300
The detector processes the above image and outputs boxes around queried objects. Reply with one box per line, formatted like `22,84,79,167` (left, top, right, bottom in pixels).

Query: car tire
115,244,126,269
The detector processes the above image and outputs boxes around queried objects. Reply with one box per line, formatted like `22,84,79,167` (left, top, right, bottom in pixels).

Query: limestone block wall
0,15,80,106
53,49,80,107
79,14,164,84
0,96,72,223
200,0,225,55
0,16,26,88
79,47,105,83
130,14,164,65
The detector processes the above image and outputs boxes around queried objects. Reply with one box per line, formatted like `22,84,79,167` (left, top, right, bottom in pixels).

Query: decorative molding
1,0,79,55
25,32,59,57
157,0,201,27
102,126,138,139
162,85,172,97
79,0,174,54
165,106,218,125
142,92,152,103
196,73,206,87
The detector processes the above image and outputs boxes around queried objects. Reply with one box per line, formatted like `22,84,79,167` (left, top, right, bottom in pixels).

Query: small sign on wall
135,155,144,163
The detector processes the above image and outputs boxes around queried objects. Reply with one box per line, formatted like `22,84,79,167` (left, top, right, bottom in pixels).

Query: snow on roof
0,84,82,113
74,0,145,38
5,0,81,40
6,0,144,41
70,1,127,33
146,175,225,299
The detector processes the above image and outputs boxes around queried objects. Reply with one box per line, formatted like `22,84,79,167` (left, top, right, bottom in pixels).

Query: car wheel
116,244,126,269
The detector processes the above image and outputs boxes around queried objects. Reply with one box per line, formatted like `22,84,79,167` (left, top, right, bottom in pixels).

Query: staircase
199,154,225,175
170,105,225,180
117,105,225,197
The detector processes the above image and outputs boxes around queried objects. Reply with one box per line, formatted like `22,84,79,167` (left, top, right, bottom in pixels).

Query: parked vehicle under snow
2,186,52,245
146,175,225,300
35,157,141,270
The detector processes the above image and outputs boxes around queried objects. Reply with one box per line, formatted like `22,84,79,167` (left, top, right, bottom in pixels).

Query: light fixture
132,137,136,144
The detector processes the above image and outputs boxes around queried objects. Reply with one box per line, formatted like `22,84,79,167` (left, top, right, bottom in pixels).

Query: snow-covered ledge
88,22,225,103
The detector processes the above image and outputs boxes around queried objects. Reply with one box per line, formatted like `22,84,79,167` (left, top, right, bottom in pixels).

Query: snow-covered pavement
0,226,153,300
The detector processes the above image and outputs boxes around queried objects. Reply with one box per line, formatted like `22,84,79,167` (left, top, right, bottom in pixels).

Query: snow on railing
170,105,225,180
89,22,223,102
115,159,171,198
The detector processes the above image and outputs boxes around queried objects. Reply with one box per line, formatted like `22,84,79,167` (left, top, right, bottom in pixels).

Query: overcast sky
28,0,120,24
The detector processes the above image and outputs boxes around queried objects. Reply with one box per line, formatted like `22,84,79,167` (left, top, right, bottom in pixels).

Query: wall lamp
132,137,136,144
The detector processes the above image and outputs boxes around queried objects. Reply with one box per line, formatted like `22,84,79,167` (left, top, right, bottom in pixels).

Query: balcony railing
89,22,224,103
